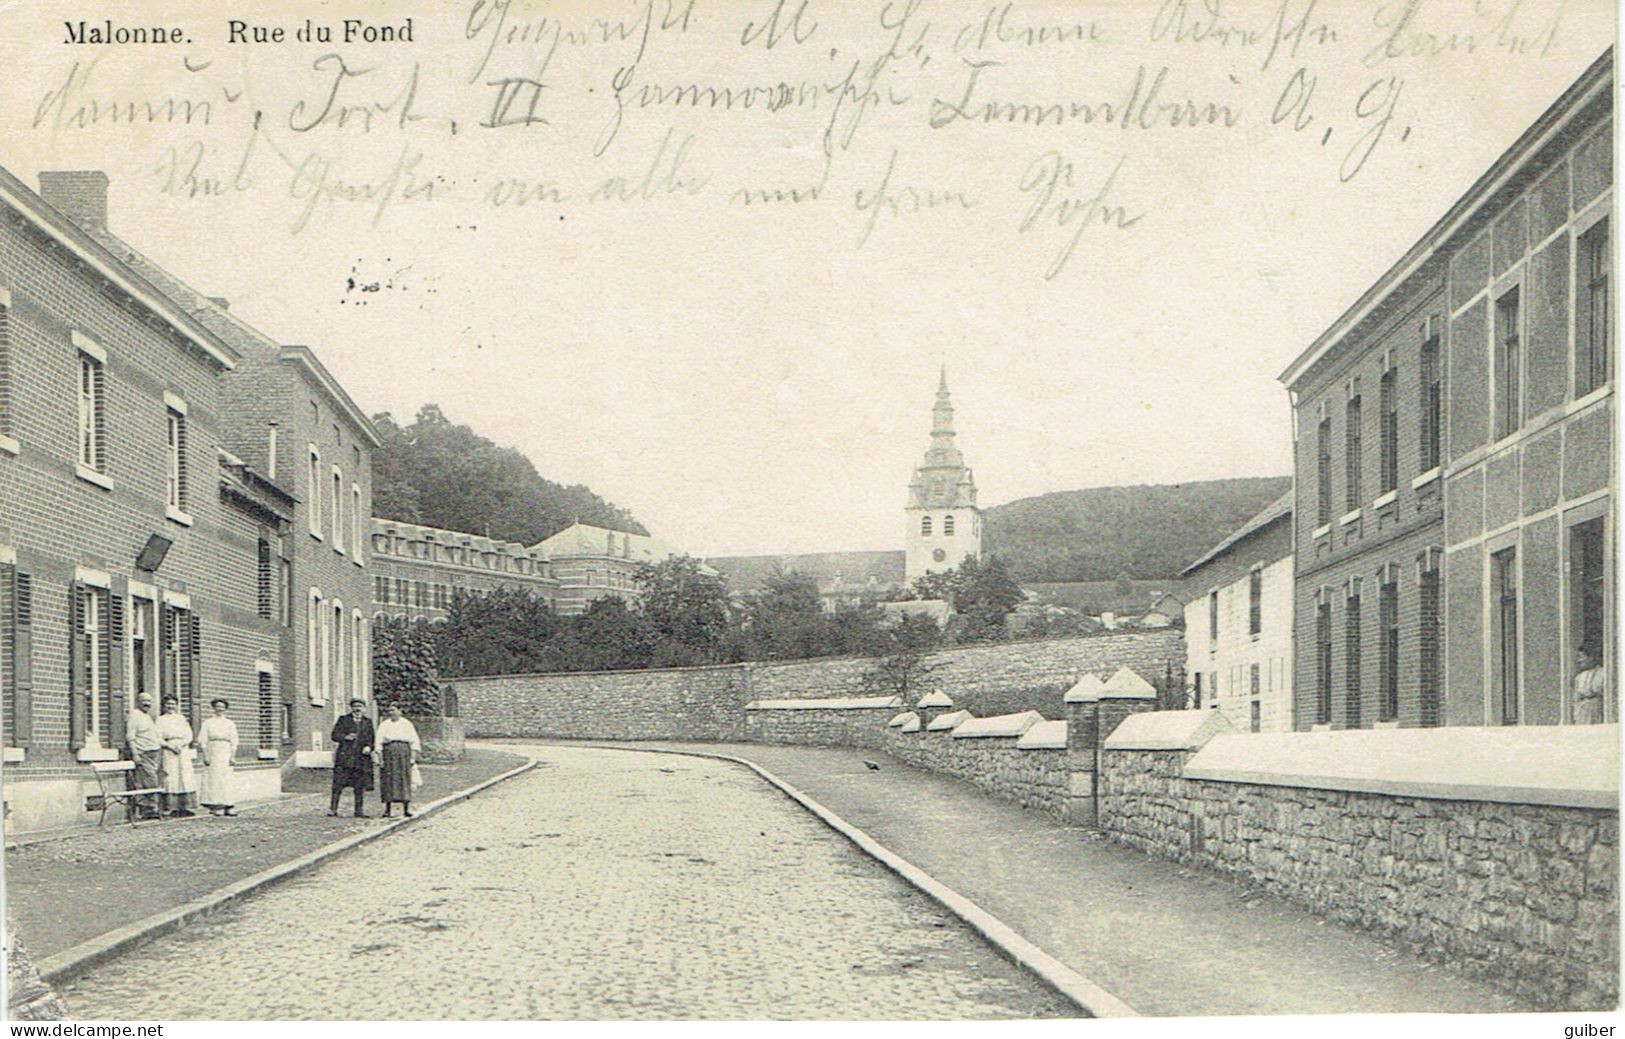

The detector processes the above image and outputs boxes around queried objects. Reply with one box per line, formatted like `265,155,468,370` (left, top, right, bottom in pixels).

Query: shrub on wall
372,616,445,716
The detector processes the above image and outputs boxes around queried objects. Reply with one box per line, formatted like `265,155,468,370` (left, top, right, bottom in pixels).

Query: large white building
904,370,982,584
1181,492,1294,733
533,522,692,615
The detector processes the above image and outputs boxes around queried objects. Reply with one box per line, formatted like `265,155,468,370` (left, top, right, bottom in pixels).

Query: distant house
1181,492,1293,733
879,599,952,627
707,550,907,611
1133,591,1185,629
535,522,706,615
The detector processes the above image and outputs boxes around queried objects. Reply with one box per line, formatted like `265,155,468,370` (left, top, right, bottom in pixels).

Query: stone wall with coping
742,700,899,750
1098,714,1620,1011
880,723,1085,820
744,630,1185,718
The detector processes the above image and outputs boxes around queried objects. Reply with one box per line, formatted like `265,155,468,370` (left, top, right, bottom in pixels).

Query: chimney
208,296,230,310
38,171,109,231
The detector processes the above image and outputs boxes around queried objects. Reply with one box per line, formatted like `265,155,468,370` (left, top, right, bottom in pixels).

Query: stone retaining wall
457,631,1184,741
456,664,750,741
1099,719,1620,1011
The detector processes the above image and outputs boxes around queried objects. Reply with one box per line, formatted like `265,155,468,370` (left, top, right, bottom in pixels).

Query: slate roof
1180,491,1293,577
707,550,906,594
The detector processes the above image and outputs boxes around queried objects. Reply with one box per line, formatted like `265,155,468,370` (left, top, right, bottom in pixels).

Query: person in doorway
156,696,198,817
1573,647,1607,724
198,698,240,816
375,703,421,818
126,692,163,820
329,699,375,817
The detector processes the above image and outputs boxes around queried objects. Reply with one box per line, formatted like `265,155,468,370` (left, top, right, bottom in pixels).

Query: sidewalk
4,748,530,961
586,741,1528,1017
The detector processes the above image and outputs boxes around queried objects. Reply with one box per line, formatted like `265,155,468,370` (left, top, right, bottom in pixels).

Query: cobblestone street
59,748,1075,1020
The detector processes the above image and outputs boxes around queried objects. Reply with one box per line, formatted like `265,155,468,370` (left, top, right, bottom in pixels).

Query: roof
276,346,383,447
373,516,543,558
1279,47,1613,389
535,522,683,564
64,208,379,447
707,550,906,594
1180,491,1293,576
1024,579,1182,615
0,165,237,370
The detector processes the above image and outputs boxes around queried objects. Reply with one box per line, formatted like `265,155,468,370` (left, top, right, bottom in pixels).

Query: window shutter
186,611,203,731
176,414,188,509
11,570,32,746
93,362,107,473
161,606,177,704
108,582,127,748
69,581,87,750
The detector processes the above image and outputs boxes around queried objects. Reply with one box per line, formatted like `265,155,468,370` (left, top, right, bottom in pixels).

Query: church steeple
909,370,977,509
905,369,982,581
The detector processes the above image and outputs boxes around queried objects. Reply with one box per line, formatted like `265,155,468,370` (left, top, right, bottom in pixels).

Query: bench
89,761,163,827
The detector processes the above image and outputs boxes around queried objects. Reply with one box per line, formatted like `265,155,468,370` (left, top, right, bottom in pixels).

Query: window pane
1570,518,1609,723
1495,289,1522,438
1577,218,1611,397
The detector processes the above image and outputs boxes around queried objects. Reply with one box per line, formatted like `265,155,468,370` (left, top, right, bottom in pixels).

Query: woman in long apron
156,696,198,817
375,703,421,818
198,698,240,816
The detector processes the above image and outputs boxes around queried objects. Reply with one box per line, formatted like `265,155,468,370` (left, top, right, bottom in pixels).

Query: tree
954,555,1025,641
563,596,653,672
910,568,958,603
737,570,827,660
862,613,944,704
435,586,561,677
371,405,646,545
372,617,444,715
636,555,731,666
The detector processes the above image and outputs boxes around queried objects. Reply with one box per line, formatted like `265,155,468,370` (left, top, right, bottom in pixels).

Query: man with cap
126,692,163,819
329,699,376,817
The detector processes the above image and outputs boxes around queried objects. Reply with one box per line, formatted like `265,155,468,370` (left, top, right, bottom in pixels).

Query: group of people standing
126,693,242,818
329,699,422,819
125,694,423,821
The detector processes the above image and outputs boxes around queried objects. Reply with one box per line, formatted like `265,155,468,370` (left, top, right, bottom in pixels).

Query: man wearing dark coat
329,699,376,817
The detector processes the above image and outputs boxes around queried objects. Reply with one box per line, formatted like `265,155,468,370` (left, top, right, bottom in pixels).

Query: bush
372,616,444,716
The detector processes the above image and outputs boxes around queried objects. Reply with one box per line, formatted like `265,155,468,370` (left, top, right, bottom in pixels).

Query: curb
38,759,539,986
570,741,1138,1019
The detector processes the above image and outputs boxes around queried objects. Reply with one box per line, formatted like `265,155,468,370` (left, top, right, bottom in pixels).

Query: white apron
157,713,197,794
198,716,239,806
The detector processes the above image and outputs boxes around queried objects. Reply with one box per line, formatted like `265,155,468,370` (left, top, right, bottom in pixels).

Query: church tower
905,368,982,584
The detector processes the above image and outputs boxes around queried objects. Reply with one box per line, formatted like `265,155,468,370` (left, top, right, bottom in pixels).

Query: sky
1,0,1615,556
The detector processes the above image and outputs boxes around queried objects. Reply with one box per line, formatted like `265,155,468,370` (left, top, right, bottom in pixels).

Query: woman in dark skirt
375,702,421,817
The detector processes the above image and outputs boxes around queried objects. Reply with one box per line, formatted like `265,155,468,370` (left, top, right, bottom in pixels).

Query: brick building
0,168,287,831
1280,50,1614,730
371,517,557,624
42,175,383,767
1181,492,1293,733
536,522,692,615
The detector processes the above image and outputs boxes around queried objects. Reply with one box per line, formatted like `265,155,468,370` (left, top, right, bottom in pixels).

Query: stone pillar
916,688,953,730
1063,673,1105,753
1095,667,1161,742
1062,669,1160,829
